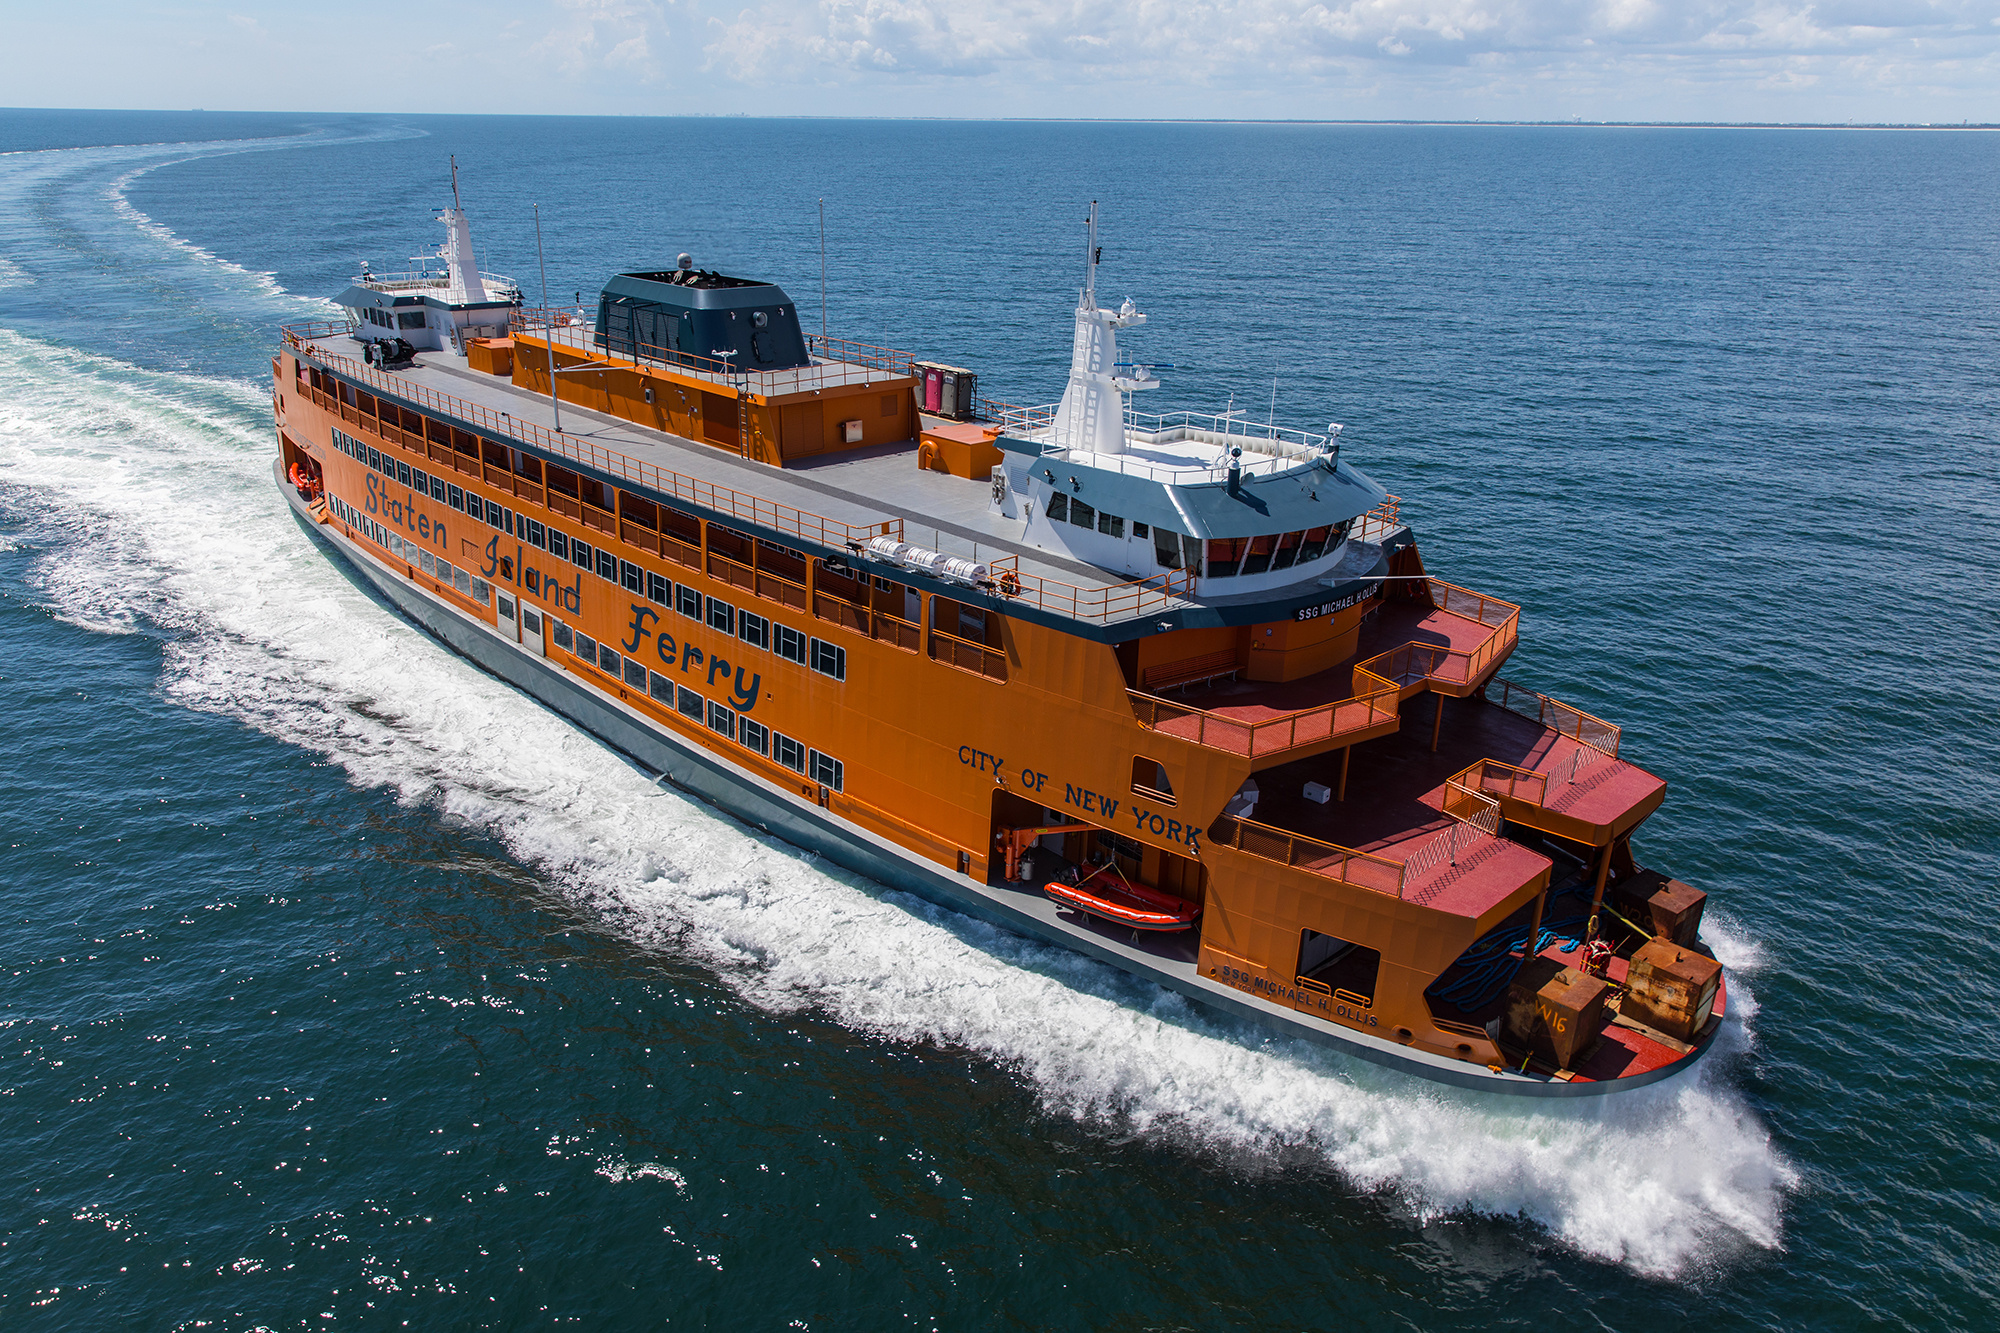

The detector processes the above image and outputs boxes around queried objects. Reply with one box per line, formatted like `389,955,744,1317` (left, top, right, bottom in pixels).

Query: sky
6,1,2000,123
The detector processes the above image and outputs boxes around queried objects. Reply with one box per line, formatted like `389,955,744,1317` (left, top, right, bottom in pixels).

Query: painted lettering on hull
1210,963,1379,1026
364,472,446,549
1006,761,1200,858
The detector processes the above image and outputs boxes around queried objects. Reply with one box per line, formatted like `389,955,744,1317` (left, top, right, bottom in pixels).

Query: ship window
554,620,574,652
708,701,735,736
1296,929,1380,1004
598,643,620,676
523,518,544,549
420,550,435,576
571,538,593,571
1046,492,1068,523
1132,521,1149,539
774,733,806,773
1098,511,1123,539
548,530,567,560
739,610,770,650
620,560,643,594
575,631,596,662
707,598,735,635
809,638,846,681
956,606,987,642
808,750,844,792
453,566,472,597
397,461,411,488
623,657,646,689
738,716,769,756
1206,538,1244,579
596,550,617,582
1068,499,1095,529
1270,531,1304,571
1153,526,1184,569
774,624,807,664
448,484,464,512
470,577,491,606
649,669,673,703
677,686,704,721
647,572,671,605
677,584,702,620
397,311,426,329
1132,758,1175,803
430,474,447,503
367,446,382,471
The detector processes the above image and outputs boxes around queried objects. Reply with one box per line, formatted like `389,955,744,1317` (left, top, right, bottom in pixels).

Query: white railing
997,403,1338,483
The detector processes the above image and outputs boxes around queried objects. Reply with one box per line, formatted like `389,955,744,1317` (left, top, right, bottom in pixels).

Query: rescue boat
271,182,1727,1096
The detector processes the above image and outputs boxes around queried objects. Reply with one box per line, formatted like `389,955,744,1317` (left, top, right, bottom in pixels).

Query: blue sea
1,110,1996,1330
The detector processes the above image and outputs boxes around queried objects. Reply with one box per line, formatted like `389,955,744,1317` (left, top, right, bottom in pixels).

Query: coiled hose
1426,912,1590,1012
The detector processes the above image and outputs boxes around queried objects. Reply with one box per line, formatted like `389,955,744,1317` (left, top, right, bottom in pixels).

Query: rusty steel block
1502,957,1610,1071
1623,939,1722,1043
1646,879,1707,947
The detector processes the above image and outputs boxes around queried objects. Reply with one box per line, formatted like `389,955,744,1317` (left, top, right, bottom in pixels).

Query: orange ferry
272,189,1726,1096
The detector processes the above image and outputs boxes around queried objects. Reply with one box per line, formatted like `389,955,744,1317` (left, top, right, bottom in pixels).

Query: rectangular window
431,474,447,503
809,638,846,681
707,598,735,635
1098,511,1124,539
503,508,515,538
1069,499,1095,529
470,577,491,605
571,538,593,571
597,643,620,676
419,550,435,576
620,560,644,594
677,686,704,721
448,484,465,512
412,467,427,492
1132,520,1149,539
648,669,673,703
774,733,807,773
623,658,646,690
397,310,426,330
367,446,382,471
707,701,735,737
738,716,769,755
554,620,574,652
525,518,546,549
485,499,505,528
594,550,616,582
808,750,844,792
738,610,770,650
676,584,701,620
647,572,671,605
575,631,597,662
548,530,568,561
453,566,471,596
774,624,807,664
397,461,411,488
1046,492,1068,523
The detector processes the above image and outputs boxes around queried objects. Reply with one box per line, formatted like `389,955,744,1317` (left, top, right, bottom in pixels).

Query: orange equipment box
467,337,514,376
918,420,1002,480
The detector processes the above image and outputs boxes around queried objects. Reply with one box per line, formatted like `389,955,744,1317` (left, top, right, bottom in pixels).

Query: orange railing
1400,780,1501,881
1127,663,1400,760
1209,814,1409,897
1492,678,1620,757
285,327,903,552
1349,495,1404,546
509,311,920,399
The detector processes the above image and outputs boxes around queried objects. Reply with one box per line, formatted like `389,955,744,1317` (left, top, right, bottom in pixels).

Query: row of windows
362,306,427,330
330,495,491,605
549,616,843,791
333,424,857,683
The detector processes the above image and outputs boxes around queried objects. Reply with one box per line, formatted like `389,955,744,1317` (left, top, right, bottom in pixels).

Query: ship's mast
441,156,489,306
1051,202,1155,458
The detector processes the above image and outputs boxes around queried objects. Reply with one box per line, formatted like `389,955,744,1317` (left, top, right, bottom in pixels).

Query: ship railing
1491,678,1620,757
282,326,905,552
1209,814,1410,898
510,309,918,399
1400,781,1502,882
1127,659,1401,760
1347,496,1403,546
354,269,519,293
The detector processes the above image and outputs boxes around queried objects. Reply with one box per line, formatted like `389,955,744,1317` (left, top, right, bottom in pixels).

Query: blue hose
1426,912,1590,1012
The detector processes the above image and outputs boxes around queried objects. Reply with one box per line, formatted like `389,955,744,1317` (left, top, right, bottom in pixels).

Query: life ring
997,568,1021,598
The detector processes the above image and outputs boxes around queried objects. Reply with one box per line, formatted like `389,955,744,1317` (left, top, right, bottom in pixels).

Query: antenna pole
1084,201,1099,309
818,198,828,352
1268,364,1279,439
534,203,562,433
451,154,462,212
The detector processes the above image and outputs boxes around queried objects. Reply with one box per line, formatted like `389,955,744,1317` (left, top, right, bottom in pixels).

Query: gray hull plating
283,471,1710,1098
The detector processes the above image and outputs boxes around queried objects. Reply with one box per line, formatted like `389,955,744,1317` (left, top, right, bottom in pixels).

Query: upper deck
280,319,1404,636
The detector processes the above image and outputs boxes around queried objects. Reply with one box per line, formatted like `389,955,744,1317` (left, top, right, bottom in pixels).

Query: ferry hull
282,465,1716,1099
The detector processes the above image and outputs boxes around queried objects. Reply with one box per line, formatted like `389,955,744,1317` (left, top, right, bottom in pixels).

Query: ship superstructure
272,192,1725,1095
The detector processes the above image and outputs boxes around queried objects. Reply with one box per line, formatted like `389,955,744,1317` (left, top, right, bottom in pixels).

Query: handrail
285,328,904,552
1209,813,1408,898
1348,496,1403,546
511,312,919,399
1127,665,1400,759
1492,678,1620,757
1402,780,1500,881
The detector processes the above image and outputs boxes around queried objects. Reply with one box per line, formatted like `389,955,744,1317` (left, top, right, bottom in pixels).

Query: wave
0,324,1797,1278
106,161,293,302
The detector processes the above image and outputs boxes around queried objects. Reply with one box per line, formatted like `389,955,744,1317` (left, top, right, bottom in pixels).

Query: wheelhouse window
1068,499,1095,529
1047,493,1069,523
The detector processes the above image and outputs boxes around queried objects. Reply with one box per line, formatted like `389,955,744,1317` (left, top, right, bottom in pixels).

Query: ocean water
0,111,1995,1329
